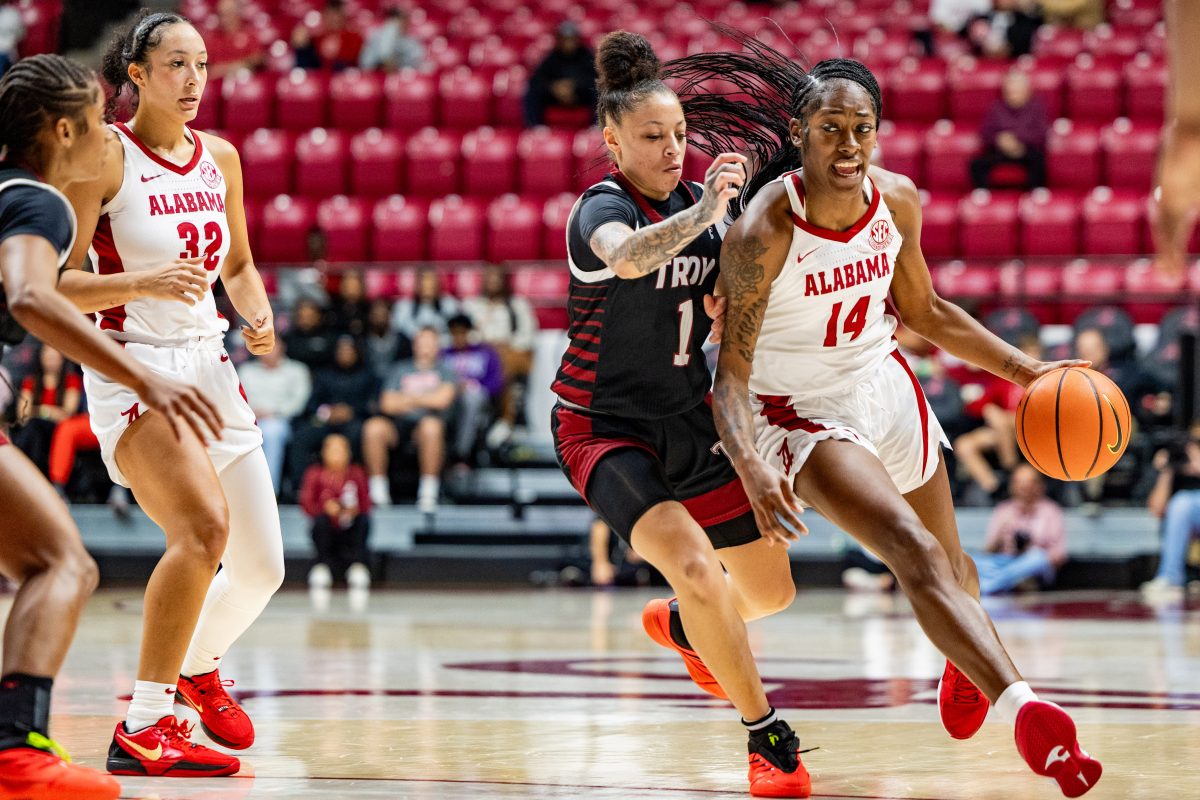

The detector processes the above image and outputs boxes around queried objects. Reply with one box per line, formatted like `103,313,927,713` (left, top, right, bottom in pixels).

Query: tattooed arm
590,153,746,279
880,169,1087,387
713,183,806,544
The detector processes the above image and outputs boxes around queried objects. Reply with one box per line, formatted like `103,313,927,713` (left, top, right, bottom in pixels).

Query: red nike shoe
0,742,120,800
177,669,255,749
642,597,728,699
938,660,989,739
747,720,812,798
1014,701,1102,797
106,715,240,777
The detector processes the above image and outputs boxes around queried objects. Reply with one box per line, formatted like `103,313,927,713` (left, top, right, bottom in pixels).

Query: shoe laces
25,731,71,762
159,718,200,750
193,674,240,715
948,667,982,705
750,723,800,773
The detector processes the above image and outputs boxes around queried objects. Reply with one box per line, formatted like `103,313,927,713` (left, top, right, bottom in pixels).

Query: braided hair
595,31,674,126
101,11,191,118
0,54,99,168
663,25,882,219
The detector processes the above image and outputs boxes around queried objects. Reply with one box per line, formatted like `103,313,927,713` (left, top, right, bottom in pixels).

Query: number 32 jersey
751,169,904,400
90,122,231,344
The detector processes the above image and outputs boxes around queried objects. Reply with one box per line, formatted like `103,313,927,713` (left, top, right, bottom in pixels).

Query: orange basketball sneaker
0,737,120,800
177,670,255,749
1014,701,1102,797
106,715,240,777
938,660,989,739
642,597,727,699
747,720,812,798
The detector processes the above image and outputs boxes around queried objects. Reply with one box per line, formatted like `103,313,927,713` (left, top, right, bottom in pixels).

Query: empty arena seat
1123,257,1187,323
518,127,574,196
439,67,494,130
886,60,947,122
275,69,327,131
349,128,404,197
542,192,577,260
997,261,1062,323
947,57,1009,122
958,190,1019,258
492,65,530,128
404,128,462,197
932,261,1000,303
450,264,484,296
1081,187,1145,254
1019,188,1081,256
294,128,348,198
573,128,610,191
317,196,370,262
461,127,519,196
923,120,980,191
511,263,570,301
919,191,958,259
1046,119,1102,189
258,195,315,263
384,69,437,131
1101,118,1159,190
239,129,293,198
241,195,262,253
428,196,485,261
221,72,273,131
1084,24,1145,60
1059,262,1129,322
486,194,543,261
1020,58,1066,119
190,77,222,131
1033,26,1085,60
329,69,383,130
371,196,428,261
1066,55,1123,120
1124,54,1167,120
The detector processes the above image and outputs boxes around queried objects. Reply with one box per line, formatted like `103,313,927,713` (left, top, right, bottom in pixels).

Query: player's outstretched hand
1153,123,1200,278
740,457,806,546
137,371,224,443
699,153,748,227
142,258,209,305
241,311,275,356
1022,359,1092,387
704,293,726,343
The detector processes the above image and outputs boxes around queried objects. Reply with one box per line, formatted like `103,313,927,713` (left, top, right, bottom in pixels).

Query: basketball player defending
671,39,1101,797
60,13,283,776
0,54,222,800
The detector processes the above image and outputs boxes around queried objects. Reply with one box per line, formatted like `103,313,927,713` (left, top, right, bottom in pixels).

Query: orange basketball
1015,367,1132,481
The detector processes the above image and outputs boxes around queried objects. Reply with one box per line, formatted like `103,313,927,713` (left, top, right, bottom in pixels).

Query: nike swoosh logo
1045,745,1071,771
1103,395,1123,454
141,173,165,183
116,731,163,761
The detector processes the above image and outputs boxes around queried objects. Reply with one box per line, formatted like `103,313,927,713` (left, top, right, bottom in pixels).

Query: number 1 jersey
90,122,231,344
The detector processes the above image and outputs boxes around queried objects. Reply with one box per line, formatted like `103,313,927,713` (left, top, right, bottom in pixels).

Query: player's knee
179,505,231,566
754,577,796,616
51,543,100,600
673,554,725,601
883,522,946,586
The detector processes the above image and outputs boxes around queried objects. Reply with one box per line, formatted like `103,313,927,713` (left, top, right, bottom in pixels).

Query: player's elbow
5,284,51,328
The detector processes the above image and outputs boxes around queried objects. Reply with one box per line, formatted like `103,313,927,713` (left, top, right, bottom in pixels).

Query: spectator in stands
964,0,1042,58
0,1,24,78
293,0,363,72
12,345,81,477
301,432,372,590
364,298,411,378
329,269,371,338
359,6,425,72
970,69,1048,190
442,314,504,465
916,0,991,56
1140,424,1200,601
524,21,598,128
1039,0,1104,29
363,327,457,513
463,265,538,449
391,267,460,341
975,464,1067,595
205,0,266,79
1075,327,1168,427
239,340,313,496
290,335,379,487
284,297,336,370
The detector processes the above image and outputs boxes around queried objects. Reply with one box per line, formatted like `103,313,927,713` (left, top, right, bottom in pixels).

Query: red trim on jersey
115,122,205,176
788,174,880,244
890,349,930,477
680,476,752,528
92,215,127,333
757,395,830,435
551,404,655,497
0,429,8,446
609,168,697,223
566,345,599,362
551,378,593,407
559,361,596,383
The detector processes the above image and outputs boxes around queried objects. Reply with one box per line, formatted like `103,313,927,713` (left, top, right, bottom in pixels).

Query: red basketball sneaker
747,720,812,798
938,660,989,739
642,597,727,699
0,739,120,800
106,715,240,777
1014,701,1102,797
177,670,255,749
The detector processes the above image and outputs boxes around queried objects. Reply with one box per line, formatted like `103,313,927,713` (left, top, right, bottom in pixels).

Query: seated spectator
364,298,411,378
391,267,460,341
12,344,81,477
1039,0,1105,29
205,0,266,79
292,24,321,71
300,432,372,590
292,0,363,71
1140,424,1200,601
289,335,379,486
239,340,313,495
359,7,425,72
1075,327,1168,428
916,0,992,55
441,314,504,465
964,0,1042,58
363,327,456,512
523,21,597,128
284,297,336,370
970,69,1047,190
329,269,371,338
463,265,538,448
975,464,1067,595
0,2,24,78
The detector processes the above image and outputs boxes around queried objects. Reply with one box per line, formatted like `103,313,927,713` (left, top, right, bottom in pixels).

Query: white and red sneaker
177,670,255,749
938,660,989,740
1014,701,1102,797
106,715,239,777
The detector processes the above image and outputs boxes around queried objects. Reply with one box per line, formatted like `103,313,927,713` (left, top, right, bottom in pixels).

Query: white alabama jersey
750,169,903,399
90,122,231,344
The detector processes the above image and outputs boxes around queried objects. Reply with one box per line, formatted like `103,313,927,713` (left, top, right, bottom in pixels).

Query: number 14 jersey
90,122,231,344
751,169,904,400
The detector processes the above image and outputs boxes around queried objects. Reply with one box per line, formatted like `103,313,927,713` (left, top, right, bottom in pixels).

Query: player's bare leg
718,538,797,621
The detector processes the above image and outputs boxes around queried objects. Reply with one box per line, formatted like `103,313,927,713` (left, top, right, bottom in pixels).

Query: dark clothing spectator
964,0,1041,58
293,0,364,72
523,22,597,128
284,299,336,370
12,346,81,477
971,71,1048,190
364,299,411,378
359,8,425,71
443,315,504,462
328,271,370,338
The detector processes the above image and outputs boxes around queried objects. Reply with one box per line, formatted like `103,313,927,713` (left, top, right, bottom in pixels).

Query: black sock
0,673,53,751
667,599,693,651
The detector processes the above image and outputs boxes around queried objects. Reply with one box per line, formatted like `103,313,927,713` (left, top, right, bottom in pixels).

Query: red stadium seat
241,195,263,254
886,60,947,123
492,65,530,128
450,265,484,297
221,72,273,131
1124,54,1166,121
349,129,404,197
542,192,577,260
426,36,468,71
275,70,327,131
1033,26,1085,60
1084,24,1144,60
461,128,519,197
1019,58,1065,119
329,70,383,130
998,260,1063,324
239,129,294,198
439,67,494,130
923,120,981,191
1101,118,1159,190
1123,257,1187,323
958,191,1020,259
573,129,610,191
190,77,222,131
1065,56,1123,120
518,127,574,196
317,196,370,262
1019,189,1081,256
468,35,521,71
486,194,543,261
1059,259,1128,321
1081,187,1145,254
947,57,1008,123
384,69,437,132
1046,119,1102,189
428,196,485,261
919,191,959,259
879,122,923,182
932,261,1001,304
511,264,570,301
294,128,348,198
371,196,428,261
258,195,315,263
404,128,462,197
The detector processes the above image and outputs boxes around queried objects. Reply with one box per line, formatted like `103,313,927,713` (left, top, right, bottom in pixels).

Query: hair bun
596,31,660,95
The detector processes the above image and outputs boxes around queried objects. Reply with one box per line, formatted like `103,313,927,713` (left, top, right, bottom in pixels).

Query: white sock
180,645,222,680
995,681,1038,724
418,475,439,499
126,680,178,732
369,475,389,498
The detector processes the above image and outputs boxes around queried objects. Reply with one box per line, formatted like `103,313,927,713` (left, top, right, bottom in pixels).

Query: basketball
1015,367,1132,481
